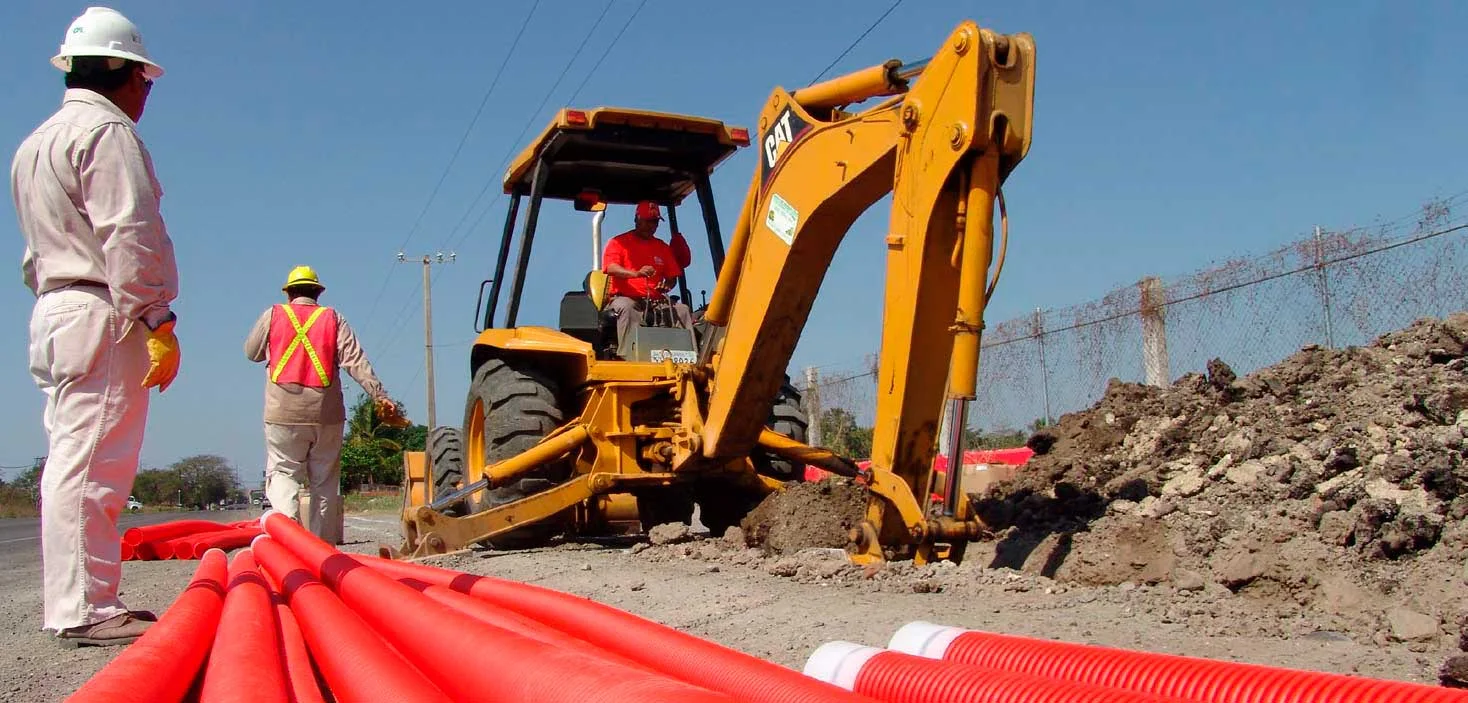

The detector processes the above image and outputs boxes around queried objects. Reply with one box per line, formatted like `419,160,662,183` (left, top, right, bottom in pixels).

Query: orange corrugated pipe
397,575,657,674
260,512,744,703
887,622,1468,703
250,537,453,703
122,520,237,546
66,549,229,703
805,641,1187,703
186,527,263,558
198,549,289,702
353,552,881,703
259,560,327,703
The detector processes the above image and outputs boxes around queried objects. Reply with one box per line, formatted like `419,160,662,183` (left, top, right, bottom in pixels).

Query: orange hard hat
635,200,663,221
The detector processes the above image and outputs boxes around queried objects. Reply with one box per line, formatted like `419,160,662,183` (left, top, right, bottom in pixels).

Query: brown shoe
56,613,152,648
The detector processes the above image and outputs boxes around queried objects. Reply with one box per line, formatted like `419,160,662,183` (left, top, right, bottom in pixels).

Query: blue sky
1,1,1465,484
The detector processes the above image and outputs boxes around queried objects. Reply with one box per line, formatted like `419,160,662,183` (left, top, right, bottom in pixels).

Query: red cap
635,200,663,221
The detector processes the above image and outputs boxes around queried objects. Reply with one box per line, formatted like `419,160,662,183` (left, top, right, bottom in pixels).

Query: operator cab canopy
482,106,751,339
501,106,749,209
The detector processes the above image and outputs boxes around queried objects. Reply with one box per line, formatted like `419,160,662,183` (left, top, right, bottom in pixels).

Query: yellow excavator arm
693,20,1036,563
390,19,1034,565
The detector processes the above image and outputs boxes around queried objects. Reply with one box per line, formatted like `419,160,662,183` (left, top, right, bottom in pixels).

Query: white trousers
29,286,150,632
264,422,344,544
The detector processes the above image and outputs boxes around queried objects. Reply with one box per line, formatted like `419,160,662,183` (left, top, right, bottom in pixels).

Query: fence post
1314,225,1336,349
1139,276,1170,387
804,366,823,447
1033,308,1052,425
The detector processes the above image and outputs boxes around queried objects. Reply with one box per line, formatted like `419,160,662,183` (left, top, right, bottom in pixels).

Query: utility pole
398,251,455,448
1314,225,1336,349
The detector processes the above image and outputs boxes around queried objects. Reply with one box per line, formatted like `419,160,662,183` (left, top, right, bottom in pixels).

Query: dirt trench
684,313,1468,685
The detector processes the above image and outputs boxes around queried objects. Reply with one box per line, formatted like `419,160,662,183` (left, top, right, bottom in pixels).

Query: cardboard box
960,462,1021,495
295,493,345,545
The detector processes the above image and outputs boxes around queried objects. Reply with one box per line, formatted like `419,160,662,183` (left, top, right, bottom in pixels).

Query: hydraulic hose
250,537,453,703
888,622,1468,703
66,549,229,703
354,553,881,703
260,562,327,703
199,549,288,703
260,512,741,703
805,641,1185,703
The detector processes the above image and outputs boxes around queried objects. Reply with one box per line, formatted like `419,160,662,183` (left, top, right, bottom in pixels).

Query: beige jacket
10,89,178,330
244,296,388,426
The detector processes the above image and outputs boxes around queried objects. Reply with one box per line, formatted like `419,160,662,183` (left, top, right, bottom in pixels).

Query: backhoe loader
394,18,1035,566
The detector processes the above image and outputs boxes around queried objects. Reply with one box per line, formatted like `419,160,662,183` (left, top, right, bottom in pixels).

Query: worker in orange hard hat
244,265,409,545
13,6,178,648
600,200,694,353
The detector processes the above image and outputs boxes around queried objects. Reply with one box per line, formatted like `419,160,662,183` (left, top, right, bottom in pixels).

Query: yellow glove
375,397,411,428
141,319,181,392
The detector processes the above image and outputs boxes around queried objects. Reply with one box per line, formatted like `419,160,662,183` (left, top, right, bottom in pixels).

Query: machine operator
600,201,695,350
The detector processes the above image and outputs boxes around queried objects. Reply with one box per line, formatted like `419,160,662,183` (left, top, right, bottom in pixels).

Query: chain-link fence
801,193,1468,446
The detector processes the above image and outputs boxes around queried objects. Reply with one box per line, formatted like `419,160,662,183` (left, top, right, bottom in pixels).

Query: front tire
426,426,466,515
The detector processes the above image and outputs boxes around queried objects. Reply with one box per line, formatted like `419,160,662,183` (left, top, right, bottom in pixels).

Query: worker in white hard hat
10,6,178,648
244,266,410,545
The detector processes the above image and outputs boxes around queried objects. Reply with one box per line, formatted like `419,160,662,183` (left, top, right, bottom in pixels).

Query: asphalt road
0,509,254,565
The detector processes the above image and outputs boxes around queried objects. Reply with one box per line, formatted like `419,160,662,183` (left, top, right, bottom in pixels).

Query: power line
434,0,619,258
398,1,542,257
809,0,904,85
359,2,542,335
373,1,623,355
567,0,650,104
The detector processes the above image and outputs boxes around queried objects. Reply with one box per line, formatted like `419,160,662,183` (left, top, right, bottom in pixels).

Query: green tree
169,454,240,508
966,425,1028,450
12,458,43,503
342,393,427,490
131,467,182,505
818,408,873,459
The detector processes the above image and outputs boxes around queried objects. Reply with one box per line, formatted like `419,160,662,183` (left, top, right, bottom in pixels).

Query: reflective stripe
270,305,331,386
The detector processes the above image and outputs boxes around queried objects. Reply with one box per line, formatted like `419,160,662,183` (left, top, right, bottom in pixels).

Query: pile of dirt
740,477,867,556
971,312,1468,658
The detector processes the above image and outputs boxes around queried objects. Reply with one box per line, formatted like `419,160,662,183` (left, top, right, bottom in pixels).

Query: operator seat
556,271,618,357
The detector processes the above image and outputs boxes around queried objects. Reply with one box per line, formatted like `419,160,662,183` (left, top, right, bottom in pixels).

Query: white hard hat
50,7,164,79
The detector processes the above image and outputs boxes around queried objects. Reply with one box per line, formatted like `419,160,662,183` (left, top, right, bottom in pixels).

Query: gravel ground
2,510,1450,702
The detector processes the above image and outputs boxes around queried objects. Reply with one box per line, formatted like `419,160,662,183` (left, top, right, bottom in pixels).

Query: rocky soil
729,313,1468,686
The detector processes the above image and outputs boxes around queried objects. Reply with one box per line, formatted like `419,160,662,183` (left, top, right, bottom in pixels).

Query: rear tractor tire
753,381,810,480
463,357,571,550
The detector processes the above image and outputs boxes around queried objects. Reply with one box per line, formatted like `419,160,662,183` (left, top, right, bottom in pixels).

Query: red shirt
602,231,684,298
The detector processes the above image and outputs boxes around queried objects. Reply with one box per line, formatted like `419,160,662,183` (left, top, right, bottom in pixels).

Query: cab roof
502,107,750,206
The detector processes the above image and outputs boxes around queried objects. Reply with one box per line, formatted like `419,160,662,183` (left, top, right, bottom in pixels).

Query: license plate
649,349,698,364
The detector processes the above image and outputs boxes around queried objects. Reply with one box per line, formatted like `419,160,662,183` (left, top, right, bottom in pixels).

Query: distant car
126,496,142,511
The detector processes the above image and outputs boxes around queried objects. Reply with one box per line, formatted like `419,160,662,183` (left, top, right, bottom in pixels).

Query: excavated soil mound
971,312,1468,656
741,477,867,555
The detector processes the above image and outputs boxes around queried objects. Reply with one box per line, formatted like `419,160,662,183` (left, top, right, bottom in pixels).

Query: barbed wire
802,192,1468,439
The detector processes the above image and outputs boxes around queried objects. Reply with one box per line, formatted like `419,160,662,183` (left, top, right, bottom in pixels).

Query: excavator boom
391,19,1034,566
696,21,1036,562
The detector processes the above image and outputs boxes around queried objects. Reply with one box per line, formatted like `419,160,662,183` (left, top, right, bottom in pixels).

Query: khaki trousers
28,285,150,632
264,422,344,544
607,295,693,354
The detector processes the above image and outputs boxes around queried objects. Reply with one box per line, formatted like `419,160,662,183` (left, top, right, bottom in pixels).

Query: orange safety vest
266,303,338,387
